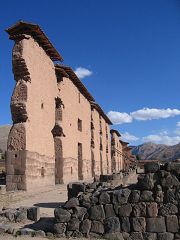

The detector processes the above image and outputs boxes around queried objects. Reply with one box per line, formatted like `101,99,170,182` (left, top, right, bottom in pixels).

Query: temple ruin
5,21,135,191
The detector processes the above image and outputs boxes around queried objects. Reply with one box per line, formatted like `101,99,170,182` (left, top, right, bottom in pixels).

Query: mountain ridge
132,142,180,161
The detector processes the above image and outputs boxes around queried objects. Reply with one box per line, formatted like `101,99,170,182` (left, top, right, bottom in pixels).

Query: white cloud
175,128,180,135
131,108,180,121
107,108,180,125
177,122,180,127
142,134,180,145
107,111,132,125
121,132,139,142
74,67,92,79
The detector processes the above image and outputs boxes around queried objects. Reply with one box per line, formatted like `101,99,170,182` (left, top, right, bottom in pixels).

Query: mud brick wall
54,162,180,240
6,28,57,191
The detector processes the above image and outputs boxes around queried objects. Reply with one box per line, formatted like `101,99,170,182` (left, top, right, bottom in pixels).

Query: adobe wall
5,22,134,191
56,76,92,183
53,162,180,239
6,35,57,190
100,118,111,175
111,131,123,172
91,108,101,176
106,123,111,174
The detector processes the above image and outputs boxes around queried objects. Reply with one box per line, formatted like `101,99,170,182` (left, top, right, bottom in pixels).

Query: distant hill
0,125,11,153
132,142,180,161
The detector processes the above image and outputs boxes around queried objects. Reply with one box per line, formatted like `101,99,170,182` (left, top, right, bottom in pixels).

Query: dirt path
0,185,68,217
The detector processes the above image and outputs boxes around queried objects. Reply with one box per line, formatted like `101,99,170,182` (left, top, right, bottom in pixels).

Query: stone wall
53,162,180,240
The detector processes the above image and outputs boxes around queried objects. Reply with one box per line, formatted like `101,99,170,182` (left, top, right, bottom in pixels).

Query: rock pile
54,162,180,240
0,206,39,223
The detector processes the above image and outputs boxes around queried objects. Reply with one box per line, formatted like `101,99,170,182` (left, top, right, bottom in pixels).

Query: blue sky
0,0,180,146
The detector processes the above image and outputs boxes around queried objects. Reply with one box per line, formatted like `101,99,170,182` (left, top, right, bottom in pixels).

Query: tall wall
91,108,101,176
100,118,111,174
6,35,57,191
111,131,123,172
56,76,92,183
5,22,134,191
91,107,112,177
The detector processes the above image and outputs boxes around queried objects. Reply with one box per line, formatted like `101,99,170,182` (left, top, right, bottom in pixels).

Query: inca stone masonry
5,21,135,191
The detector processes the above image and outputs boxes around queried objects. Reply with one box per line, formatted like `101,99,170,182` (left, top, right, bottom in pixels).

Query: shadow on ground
34,202,64,208
23,217,54,232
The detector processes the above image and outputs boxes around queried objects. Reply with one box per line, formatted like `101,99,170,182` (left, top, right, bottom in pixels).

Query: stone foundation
6,150,54,191
53,162,180,239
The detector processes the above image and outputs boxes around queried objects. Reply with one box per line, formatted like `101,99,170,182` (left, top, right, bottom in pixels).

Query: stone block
20,228,35,236
161,173,180,189
113,189,131,204
118,203,132,217
15,209,27,222
165,162,180,173
146,202,158,217
54,208,71,223
146,217,166,233
99,191,110,204
27,207,40,222
80,219,91,234
131,217,146,232
158,232,174,240
73,206,87,220
166,215,179,232
89,205,105,221
79,193,91,208
0,224,10,234
104,204,116,218
129,190,140,203
140,190,154,202
54,223,66,234
4,209,16,222
158,203,178,216
104,217,121,233
67,182,85,199
164,189,177,204
143,232,157,240
138,173,156,190
67,218,80,231
144,162,160,173
122,232,130,240
129,232,143,240
120,217,130,232
63,197,79,209
132,202,146,217
104,232,124,240
91,220,104,234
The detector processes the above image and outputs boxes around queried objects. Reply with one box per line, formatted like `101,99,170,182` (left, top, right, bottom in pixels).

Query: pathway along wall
53,162,180,240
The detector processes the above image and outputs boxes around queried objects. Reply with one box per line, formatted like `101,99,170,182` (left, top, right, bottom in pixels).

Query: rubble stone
54,208,71,223
131,217,146,232
166,215,179,233
104,217,121,233
146,217,166,233
91,220,104,234
89,205,105,221
118,203,132,217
